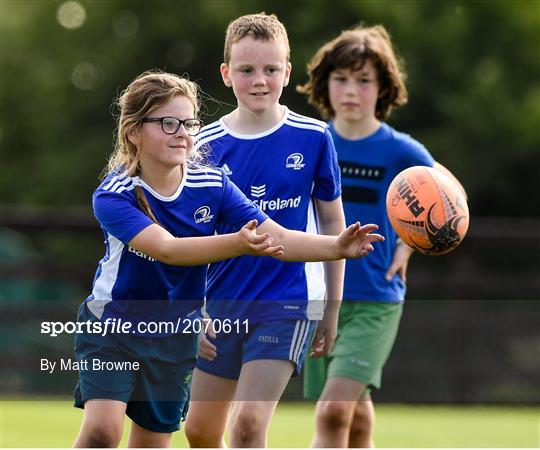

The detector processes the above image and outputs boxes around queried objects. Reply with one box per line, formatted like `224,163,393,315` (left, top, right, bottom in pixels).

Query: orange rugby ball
386,166,469,255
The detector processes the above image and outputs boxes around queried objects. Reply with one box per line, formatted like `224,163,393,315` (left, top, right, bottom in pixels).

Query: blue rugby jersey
86,165,267,333
194,108,341,323
330,122,435,302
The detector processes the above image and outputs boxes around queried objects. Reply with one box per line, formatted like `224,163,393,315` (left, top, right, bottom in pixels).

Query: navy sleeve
217,171,268,227
93,189,153,244
312,128,342,201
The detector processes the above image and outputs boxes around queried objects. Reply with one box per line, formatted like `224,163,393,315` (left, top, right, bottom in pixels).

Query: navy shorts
196,318,316,380
73,303,197,433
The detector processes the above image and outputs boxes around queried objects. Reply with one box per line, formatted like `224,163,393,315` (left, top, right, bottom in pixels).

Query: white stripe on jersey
195,122,226,138
187,167,222,175
193,130,227,150
115,184,136,194
104,175,134,194
184,181,223,188
305,198,326,319
185,166,223,186
197,121,222,138
88,233,124,319
285,119,326,134
185,173,222,181
103,171,128,191
194,122,227,150
288,111,327,129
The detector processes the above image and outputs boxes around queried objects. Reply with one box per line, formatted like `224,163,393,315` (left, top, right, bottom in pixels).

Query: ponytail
135,185,160,225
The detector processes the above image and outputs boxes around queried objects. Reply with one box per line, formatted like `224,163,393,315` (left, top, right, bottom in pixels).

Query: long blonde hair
107,70,202,178
106,71,203,223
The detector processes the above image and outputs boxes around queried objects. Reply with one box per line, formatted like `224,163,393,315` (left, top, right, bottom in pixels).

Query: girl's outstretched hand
336,222,385,258
236,219,284,257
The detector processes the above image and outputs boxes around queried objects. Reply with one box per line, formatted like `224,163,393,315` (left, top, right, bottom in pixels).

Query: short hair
297,25,408,121
223,12,290,63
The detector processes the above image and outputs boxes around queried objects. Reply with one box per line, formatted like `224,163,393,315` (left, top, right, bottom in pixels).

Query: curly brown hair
297,25,408,121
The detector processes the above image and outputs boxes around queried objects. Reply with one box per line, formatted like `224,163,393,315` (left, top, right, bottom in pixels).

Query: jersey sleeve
193,124,222,166
93,189,153,244
312,128,342,201
217,171,268,227
399,139,435,171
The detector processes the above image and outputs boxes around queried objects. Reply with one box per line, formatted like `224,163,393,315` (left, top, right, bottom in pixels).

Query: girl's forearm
158,234,243,266
130,224,244,266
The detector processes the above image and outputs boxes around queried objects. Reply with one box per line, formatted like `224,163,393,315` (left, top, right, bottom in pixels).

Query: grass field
1,400,538,447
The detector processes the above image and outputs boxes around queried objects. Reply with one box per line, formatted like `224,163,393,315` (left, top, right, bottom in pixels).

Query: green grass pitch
1,400,538,447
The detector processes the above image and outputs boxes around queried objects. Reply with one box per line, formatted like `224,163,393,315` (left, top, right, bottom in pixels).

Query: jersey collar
219,107,289,140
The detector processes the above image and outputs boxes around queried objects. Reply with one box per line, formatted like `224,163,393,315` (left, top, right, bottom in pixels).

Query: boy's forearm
276,230,341,261
318,213,346,309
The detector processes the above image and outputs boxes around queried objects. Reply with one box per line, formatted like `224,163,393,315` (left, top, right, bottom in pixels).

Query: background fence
1,208,539,403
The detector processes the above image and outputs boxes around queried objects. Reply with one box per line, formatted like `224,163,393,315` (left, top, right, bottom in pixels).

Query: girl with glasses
72,70,283,448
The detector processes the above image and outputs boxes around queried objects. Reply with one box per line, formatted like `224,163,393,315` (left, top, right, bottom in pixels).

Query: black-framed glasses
141,117,203,136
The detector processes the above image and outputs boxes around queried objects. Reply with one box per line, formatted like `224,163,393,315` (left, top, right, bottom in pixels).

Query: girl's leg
127,422,172,448
73,399,126,448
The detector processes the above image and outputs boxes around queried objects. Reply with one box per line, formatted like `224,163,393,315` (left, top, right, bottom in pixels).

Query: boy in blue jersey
185,13,358,448
298,26,466,447
74,70,383,447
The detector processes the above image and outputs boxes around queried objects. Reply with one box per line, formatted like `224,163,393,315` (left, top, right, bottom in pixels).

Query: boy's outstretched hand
336,222,384,258
236,219,285,257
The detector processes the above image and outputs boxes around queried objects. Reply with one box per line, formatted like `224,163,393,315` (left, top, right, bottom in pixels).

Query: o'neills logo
194,205,214,224
286,153,305,170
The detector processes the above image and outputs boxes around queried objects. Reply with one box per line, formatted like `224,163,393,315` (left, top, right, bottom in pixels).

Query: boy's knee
184,419,201,445
185,418,221,447
350,402,375,435
231,410,264,445
317,401,353,430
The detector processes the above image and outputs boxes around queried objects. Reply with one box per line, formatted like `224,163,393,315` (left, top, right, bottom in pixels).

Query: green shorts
304,300,403,399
